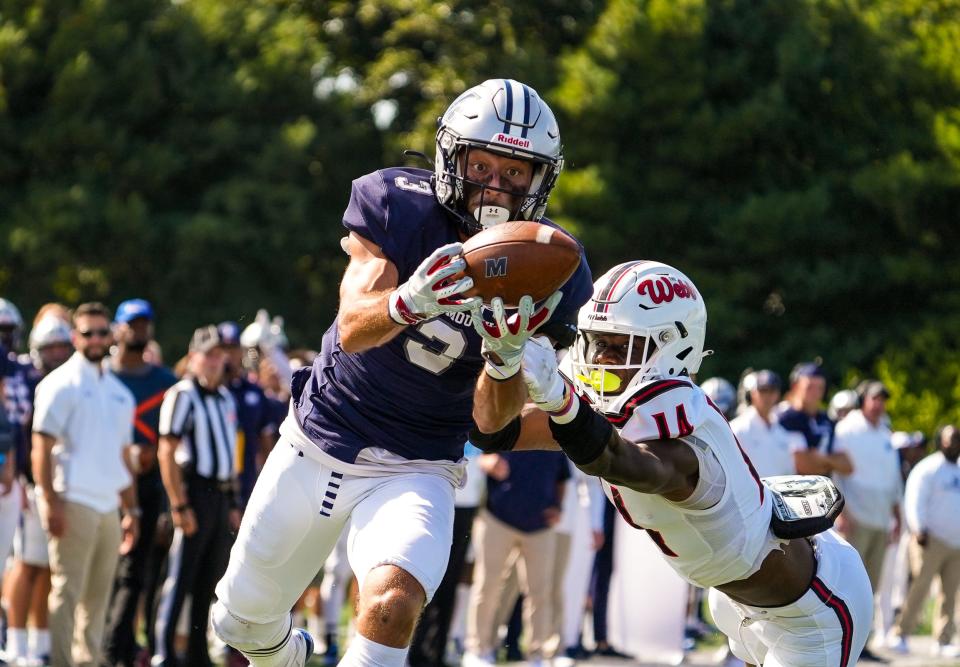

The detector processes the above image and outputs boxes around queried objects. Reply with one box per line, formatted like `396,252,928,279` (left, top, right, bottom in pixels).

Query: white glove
388,243,480,325
522,336,570,412
471,291,563,381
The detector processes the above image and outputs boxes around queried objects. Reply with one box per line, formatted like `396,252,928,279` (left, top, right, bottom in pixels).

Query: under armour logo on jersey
484,257,508,278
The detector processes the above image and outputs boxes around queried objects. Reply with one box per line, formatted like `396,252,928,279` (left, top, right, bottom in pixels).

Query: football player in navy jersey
212,79,592,667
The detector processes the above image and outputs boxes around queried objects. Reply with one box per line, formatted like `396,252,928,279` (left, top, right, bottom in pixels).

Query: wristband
124,506,143,519
387,290,425,326
173,504,191,513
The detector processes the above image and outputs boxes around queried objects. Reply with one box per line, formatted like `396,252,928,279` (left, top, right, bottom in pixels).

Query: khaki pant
846,521,888,592
894,534,960,645
466,510,557,659
41,499,121,667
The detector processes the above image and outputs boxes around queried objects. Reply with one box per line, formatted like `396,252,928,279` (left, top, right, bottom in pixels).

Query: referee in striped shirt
155,325,241,667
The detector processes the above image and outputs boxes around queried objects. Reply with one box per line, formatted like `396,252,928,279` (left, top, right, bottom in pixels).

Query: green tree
0,0,379,352
550,0,960,405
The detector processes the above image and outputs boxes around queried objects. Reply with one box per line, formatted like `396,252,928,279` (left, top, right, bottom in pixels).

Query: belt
187,475,236,494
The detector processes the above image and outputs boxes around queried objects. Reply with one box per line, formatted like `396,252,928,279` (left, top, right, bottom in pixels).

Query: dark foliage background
3,0,960,431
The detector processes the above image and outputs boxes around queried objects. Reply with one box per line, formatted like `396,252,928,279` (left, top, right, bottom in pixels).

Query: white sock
7,628,27,658
33,628,50,658
307,615,323,643
338,633,408,667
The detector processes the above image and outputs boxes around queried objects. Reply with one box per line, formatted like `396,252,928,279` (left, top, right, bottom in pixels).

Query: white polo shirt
730,405,798,478
33,352,135,513
833,409,902,529
904,452,960,548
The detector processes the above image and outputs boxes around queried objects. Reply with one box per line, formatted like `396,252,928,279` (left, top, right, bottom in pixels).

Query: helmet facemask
571,329,673,412
436,135,560,235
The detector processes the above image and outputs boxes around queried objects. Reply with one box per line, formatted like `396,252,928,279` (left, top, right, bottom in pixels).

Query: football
460,221,581,307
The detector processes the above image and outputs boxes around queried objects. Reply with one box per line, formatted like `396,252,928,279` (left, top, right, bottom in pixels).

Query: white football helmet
0,298,23,350
570,261,708,413
700,377,736,418
29,315,72,352
434,79,563,234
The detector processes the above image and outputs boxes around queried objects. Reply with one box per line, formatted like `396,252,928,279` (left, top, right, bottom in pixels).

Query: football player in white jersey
472,261,873,667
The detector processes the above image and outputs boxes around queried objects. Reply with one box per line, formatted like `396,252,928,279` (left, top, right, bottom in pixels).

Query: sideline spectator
464,450,569,667
103,299,178,667
730,370,796,477
218,321,277,506
888,425,960,658
154,325,240,667
5,312,73,665
32,302,140,667
834,380,902,662
834,381,902,589
778,362,852,475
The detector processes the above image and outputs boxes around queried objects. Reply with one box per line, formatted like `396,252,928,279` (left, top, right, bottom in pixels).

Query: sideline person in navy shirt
778,362,852,476
218,321,277,506
466,450,570,663
103,298,178,666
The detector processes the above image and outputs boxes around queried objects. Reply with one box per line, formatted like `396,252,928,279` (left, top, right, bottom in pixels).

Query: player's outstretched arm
516,338,698,498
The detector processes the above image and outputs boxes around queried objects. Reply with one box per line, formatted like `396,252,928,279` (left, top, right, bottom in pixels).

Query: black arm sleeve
469,416,521,453
548,398,613,466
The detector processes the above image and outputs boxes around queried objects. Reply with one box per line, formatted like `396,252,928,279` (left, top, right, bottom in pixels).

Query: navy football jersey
294,167,592,464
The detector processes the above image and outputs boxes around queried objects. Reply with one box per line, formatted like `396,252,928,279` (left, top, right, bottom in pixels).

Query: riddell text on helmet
493,133,531,149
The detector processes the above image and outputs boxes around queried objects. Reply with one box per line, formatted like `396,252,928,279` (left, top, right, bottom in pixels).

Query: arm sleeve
158,387,192,438
32,379,71,439
903,461,932,534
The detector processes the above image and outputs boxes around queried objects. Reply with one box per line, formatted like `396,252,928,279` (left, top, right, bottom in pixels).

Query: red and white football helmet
570,260,708,412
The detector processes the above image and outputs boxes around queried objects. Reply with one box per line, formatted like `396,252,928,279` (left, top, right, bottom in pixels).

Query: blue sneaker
322,632,339,666
297,628,315,665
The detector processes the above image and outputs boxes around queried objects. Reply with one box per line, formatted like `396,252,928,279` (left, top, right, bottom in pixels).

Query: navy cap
217,321,242,346
745,369,781,391
789,362,826,384
115,299,154,324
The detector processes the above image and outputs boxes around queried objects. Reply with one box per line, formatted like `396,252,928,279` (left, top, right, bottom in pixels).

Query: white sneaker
526,660,549,667
885,634,909,654
462,652,496,667
936,643,960,658
553,656,575,667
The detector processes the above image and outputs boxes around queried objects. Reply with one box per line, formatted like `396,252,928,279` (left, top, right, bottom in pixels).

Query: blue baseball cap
115,299,154,324
744,369,781,392
217,321,242,346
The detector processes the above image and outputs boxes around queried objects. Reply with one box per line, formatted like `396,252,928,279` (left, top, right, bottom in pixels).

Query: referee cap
189,325,223,354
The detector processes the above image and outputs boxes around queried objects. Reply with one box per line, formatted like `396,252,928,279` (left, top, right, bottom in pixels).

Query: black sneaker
859,647,888,663
595,645,632,659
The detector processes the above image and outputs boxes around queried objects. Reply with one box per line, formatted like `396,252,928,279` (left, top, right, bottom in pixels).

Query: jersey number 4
651,404,694,440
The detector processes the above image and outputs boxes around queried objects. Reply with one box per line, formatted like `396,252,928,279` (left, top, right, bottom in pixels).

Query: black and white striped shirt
158,378,238,481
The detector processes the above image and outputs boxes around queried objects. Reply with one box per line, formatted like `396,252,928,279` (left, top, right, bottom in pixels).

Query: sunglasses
77,328,111,339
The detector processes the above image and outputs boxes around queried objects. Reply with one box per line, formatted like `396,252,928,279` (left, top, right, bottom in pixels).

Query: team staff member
155,325,240,667
218,321,277,506
103,299,179,667
32,302,140,667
